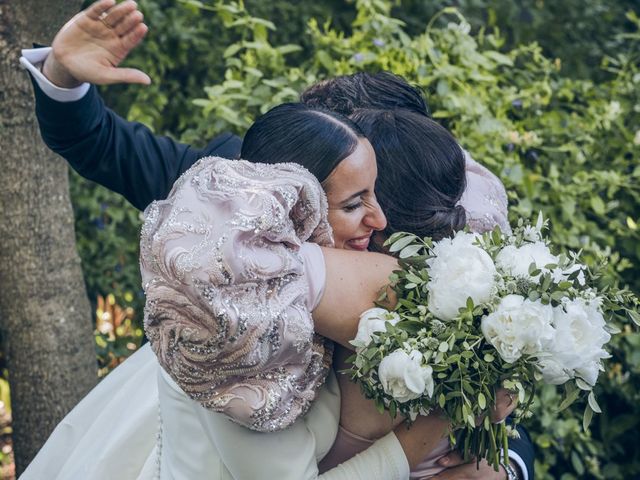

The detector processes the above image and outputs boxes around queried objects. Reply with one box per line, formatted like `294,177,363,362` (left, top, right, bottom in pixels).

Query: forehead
324,138,377,193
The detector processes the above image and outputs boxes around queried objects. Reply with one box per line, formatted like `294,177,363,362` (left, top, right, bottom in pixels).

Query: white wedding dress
21,343,412,480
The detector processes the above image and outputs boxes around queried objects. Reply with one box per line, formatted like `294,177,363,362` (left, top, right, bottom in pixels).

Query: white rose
539,298,610,386
426,232,497,321
352,308,400,348
481,294,555,363
536,356,573,384
378,350,434,402
496,242,558,280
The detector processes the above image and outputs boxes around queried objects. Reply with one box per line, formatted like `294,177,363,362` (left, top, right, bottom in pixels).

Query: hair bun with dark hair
413,204,467,241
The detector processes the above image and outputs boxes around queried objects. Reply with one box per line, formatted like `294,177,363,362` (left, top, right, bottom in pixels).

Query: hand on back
43,0,150,87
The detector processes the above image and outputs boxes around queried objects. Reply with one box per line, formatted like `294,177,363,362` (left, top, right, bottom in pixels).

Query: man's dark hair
350,108,465,242
241,102,364,184
300,71,430,117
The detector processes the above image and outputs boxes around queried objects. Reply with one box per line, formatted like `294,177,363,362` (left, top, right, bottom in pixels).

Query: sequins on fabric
140,157,334,432
458,152,512,234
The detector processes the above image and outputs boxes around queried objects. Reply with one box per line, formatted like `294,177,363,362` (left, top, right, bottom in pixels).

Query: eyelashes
342,201,363,212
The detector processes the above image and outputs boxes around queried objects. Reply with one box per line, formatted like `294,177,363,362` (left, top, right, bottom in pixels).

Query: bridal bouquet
347,215,639,470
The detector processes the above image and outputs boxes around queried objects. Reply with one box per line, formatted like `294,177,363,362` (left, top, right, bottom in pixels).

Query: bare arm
313,247,398,348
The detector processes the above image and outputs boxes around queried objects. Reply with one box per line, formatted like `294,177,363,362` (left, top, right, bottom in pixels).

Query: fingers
85,0,117,20
432,459,505,480
490,388,517,423
101,0,139,30
102,67,151,85
437,450,466,468
121,22,149,52
114,9,144,37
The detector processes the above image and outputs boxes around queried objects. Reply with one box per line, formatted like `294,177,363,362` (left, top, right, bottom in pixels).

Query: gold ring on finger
99,11,114,29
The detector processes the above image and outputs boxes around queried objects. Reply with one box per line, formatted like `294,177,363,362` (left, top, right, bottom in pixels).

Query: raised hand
43,0,150,88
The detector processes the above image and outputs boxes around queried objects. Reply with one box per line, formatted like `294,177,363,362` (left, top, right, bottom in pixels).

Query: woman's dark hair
350,109,466,242
241,102,365,183
300,72,429,118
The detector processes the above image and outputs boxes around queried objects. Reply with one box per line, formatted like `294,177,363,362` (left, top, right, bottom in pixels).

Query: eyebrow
339,189,368,205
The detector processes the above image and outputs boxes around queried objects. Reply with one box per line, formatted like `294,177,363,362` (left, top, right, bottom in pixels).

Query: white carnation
352,308,400,348
481,294,555,363
539,298,611,386
496,241,558,280
426,232,497,321
378,350,434,402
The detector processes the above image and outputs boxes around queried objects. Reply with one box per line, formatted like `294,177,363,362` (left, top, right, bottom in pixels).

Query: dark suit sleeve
508,422,535,479
29,76,242,211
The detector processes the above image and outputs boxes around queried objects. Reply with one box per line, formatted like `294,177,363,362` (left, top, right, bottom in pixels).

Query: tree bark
0,0,97,474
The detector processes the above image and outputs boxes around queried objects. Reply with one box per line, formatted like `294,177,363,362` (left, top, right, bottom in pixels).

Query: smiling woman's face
323,138,387,251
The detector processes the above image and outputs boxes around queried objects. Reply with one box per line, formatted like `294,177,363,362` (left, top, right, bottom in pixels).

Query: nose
364,199,387,231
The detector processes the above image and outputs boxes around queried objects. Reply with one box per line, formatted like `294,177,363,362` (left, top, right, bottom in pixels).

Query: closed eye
342,201,363,212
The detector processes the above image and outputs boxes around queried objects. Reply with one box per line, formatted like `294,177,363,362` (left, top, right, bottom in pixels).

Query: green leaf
575,377,592,391
583,405,594,432
478,392,487,410
399,244,423,259
223,43,243,58
627,309,640,326
587,391,602,413
557,387,581,412
389,235,417,253
590,196,606,215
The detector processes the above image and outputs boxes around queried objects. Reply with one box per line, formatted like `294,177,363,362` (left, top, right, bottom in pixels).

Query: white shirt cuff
508,449,529,480
20,47,90,102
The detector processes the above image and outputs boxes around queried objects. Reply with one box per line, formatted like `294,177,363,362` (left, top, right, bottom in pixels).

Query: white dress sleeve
158,367,410,480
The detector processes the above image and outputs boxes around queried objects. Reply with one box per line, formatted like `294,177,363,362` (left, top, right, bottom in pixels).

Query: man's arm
27,72,240,210
21,0,242,210
506,424,535,480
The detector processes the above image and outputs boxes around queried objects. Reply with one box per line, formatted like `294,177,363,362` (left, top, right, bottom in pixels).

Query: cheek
327,211,361,248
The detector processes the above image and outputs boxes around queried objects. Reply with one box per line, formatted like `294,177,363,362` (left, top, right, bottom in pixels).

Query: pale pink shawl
140,157,334,432
459,151,511,234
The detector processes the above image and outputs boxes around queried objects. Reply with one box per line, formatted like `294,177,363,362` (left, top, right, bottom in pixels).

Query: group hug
16,0,559,478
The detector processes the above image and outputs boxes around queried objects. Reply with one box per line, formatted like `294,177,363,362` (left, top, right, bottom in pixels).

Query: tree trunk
0,0,97,474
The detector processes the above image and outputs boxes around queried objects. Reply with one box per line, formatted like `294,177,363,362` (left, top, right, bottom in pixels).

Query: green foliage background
71,1,640,478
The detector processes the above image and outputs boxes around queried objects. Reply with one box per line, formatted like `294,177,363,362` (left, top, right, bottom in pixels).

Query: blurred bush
70,1,639,478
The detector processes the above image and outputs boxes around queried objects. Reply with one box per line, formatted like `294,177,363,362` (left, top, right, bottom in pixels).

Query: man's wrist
501,460,522,480
42,52,82,89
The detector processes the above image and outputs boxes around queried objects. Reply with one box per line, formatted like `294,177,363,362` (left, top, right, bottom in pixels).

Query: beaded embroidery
141,157,334,432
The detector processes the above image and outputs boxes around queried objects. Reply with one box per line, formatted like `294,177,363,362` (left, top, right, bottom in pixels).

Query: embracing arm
314,248,532,478
313,247,398,348
21,0,241,210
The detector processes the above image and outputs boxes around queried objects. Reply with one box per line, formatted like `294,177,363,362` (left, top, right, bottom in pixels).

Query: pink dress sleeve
458,150,511,234
140,157,334,432
300,242,327,311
